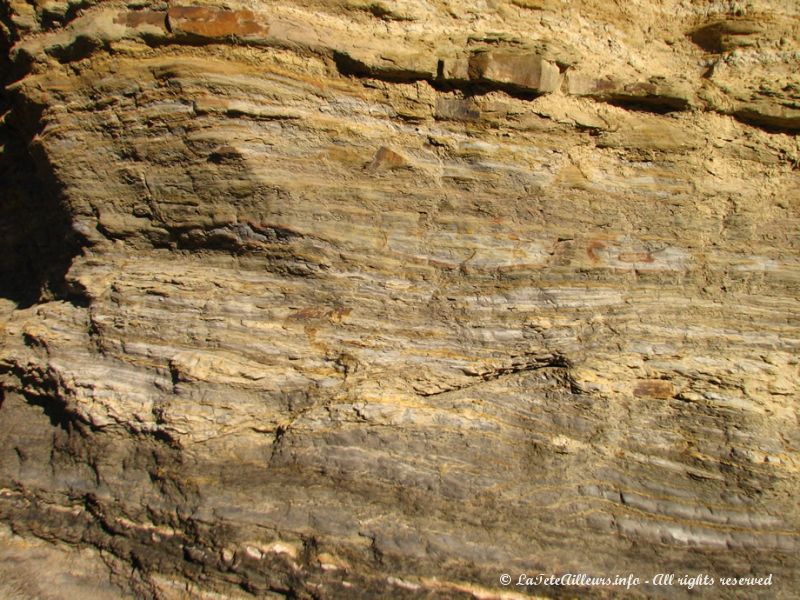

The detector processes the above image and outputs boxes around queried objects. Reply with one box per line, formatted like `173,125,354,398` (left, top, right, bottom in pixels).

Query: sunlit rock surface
0,0,798,598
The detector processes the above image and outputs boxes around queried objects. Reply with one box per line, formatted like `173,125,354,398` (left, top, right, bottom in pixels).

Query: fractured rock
468,50,561,94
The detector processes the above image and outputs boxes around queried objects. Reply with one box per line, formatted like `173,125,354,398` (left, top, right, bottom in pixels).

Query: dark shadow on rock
0,75,86,308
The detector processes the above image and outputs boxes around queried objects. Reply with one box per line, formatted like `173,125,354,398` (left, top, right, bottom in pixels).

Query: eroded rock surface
0,0,798,598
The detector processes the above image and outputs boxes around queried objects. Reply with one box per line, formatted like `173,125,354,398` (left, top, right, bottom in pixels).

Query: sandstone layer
0,0,799,598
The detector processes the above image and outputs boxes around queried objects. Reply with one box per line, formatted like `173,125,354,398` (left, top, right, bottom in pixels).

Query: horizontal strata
0,0,798,598
6,1,800,131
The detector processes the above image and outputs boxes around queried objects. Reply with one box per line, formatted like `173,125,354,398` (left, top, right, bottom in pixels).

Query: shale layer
1,0,799,598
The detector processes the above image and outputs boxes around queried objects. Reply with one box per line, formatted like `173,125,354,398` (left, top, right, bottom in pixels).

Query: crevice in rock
432,76,545,102
23,391,80,432
45,33,106,64
689,19,763,54
332,51,546,101
0,83,89,307
731,108,800,134
603,95,690,115
332,51,432,84
174,223,305,251
0,2,18,64
39,0,95,32
472,352,571,383
0,362,92,433
363,2,415,22
418,353,571,397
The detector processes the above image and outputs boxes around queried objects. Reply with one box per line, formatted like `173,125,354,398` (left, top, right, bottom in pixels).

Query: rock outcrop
0,0,798,598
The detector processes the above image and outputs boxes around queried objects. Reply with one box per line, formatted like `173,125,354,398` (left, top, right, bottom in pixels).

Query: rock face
467,50,561,94
0,0,799,598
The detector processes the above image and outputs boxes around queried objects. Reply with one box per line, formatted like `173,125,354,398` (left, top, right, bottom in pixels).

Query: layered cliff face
1,1,798,598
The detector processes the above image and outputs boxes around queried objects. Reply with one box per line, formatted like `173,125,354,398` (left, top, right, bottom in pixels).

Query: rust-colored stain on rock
618,252,655,263
367,146,408,171
167,6,268,38
115,10,169,31
633,379,674,399
586,240,606,262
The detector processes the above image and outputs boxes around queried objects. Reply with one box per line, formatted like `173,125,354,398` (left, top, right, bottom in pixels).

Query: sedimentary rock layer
0,0,798,598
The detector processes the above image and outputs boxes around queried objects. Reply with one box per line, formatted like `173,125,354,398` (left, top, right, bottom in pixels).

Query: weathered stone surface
114,10,168,34
0,0,799,598
468,50,561,93
691,19,766,53
167,6,268,41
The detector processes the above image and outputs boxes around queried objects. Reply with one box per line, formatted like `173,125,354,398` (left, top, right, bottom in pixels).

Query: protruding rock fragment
568,74,693,112
467,50,561,93
734,102,800,132
366,146,408,171
690,19,763,53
